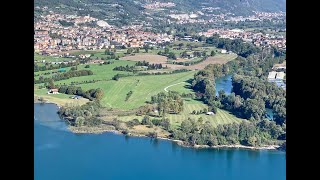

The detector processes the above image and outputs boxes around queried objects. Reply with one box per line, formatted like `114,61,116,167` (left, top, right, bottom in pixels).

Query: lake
34,103,286,180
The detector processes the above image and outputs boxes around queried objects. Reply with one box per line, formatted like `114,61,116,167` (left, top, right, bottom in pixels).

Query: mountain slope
34,0,286,20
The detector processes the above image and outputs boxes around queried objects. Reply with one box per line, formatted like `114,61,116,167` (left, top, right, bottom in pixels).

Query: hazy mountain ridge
34,0,285,22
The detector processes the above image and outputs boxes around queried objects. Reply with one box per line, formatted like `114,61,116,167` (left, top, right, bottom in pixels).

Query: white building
268,71,277,80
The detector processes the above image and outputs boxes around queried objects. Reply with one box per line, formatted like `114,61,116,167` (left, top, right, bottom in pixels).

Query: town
35,10,286,56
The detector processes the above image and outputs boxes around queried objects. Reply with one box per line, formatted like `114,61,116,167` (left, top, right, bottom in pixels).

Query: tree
143,45,149,53
168,52,177,60
210,50,216,56
127,48,133,54
93,88,104,100
198,36,206,42
48,79,55,89
75,116,85,127
178,43,184,49
85,65,90,68
142,115,153,126
181,118,193,133
105,49,111,55
164,47,170,54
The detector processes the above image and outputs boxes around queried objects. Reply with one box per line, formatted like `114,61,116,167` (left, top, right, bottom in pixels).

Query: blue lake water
34,103,286,180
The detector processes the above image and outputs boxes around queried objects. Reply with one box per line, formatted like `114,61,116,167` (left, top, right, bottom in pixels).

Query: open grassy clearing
79,70,196,109
34,88,89,106
182,53,237,70
130,125,170,137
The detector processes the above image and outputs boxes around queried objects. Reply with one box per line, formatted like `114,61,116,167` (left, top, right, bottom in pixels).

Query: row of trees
135,61,164,70
35,69,93,84
180,51,207,58
113,65,135,72
58,85,104,101
34,61,79,72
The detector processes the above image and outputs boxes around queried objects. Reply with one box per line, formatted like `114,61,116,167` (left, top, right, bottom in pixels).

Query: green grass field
34,54,72,62
34,48,246,129
79,70,196,109
34,88,89,106
34,60,136,83
117,101,245,129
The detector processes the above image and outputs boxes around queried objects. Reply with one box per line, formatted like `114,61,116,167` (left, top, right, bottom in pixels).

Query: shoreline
67,125,281,151
34,102,282,151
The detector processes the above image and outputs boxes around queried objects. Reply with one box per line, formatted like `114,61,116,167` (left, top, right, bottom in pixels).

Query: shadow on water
171,141,178,153
151,138,160,148
124,135,130,143
247,150,261,160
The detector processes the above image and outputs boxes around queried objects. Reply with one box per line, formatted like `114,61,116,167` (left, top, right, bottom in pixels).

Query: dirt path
164,82,186,92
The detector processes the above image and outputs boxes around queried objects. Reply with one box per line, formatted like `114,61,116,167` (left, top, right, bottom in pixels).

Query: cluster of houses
34,12,174,55
199,28,286,49
143,2,175,9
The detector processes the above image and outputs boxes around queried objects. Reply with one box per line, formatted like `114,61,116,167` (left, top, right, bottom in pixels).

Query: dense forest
187,39,286,147
58,101,103,127
205,34,260,58
172,117,283,147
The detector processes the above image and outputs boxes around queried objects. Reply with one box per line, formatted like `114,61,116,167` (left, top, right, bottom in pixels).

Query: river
34,103,285,180
215,74,233,96
215,74,274,120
